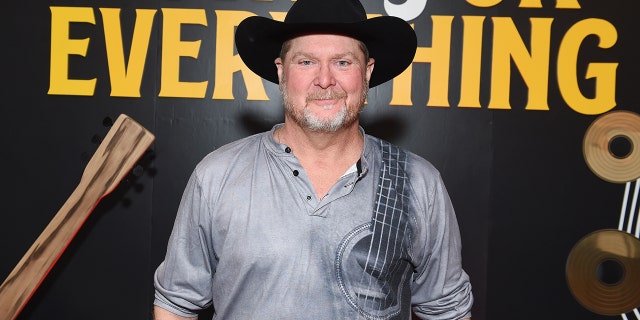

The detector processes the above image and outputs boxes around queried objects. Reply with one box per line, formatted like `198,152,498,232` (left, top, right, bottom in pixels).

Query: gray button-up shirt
154,125,473,319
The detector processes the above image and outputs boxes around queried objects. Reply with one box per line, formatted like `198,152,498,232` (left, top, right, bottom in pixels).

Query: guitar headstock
81,114,155,198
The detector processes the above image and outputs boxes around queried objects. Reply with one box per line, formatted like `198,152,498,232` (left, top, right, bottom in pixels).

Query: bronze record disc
566,229,640,315
583,110,640,183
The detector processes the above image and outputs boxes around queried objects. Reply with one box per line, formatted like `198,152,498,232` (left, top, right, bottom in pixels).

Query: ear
275,57,284,82
365,58,375,83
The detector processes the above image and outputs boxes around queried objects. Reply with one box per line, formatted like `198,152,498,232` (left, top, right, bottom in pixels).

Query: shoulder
191,132,268,182
198,132,265,167
364,134,442,182
365,135,448,211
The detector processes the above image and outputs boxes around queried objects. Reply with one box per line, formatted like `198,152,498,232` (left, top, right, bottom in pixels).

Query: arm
410,167,473,319
153,171,217,318
153,306,197,320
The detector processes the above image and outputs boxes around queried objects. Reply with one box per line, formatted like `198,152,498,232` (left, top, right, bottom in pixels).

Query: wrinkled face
275,34,374,133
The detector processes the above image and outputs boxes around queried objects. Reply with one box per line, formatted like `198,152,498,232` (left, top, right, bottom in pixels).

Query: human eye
334,55,356,69
337,60,350,67
290,54,315,67
294,57,314,66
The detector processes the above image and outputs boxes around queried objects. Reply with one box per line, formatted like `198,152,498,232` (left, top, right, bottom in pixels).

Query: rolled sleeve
410,170,474,319
153,170,216,317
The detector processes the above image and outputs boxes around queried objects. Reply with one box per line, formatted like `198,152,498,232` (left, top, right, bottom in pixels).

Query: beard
280,77,369,133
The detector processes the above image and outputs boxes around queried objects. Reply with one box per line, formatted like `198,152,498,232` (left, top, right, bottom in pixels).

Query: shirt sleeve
410,169,474,320
153,169,217,317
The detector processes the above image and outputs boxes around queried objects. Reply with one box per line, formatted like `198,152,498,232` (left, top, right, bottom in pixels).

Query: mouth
306,91,347,109
311,98,343,109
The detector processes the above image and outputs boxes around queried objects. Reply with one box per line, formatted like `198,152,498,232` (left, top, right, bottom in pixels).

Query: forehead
285,34,365,58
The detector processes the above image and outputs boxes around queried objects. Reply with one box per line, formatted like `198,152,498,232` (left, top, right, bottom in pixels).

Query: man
153,0,473,319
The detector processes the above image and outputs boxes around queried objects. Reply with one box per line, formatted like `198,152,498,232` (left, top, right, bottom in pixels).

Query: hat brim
235,15,417,88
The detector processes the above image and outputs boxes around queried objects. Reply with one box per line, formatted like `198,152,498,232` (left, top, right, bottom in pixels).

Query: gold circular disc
566,229,640,315
583,110,640,183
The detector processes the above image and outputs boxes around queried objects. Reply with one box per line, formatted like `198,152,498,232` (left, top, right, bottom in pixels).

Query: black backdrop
2,0,639,319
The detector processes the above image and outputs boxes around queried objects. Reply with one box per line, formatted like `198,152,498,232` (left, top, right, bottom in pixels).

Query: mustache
306,90,347,102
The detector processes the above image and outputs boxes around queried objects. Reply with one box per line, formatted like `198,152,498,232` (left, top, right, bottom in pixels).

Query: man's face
275,34,374,133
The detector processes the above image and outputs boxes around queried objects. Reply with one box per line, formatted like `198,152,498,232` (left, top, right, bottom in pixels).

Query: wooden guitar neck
0,114,155,320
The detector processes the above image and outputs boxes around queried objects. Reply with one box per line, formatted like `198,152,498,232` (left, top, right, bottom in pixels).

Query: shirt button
306,195,312,200
285,147,292,153
293,170,299,176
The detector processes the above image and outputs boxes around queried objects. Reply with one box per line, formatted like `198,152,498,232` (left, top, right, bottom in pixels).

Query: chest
206,150,417,319
211,166,376,260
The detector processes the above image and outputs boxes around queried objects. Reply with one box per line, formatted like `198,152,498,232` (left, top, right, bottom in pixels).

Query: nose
314,63,336,88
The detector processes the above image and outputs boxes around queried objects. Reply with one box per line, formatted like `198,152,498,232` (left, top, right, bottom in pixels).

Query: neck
277,119,363,162
276,120,364,199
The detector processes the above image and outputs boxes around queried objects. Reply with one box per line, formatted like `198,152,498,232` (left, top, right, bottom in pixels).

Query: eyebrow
289,51,362,62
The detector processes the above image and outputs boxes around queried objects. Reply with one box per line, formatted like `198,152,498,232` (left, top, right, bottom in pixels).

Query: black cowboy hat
234,0,417,88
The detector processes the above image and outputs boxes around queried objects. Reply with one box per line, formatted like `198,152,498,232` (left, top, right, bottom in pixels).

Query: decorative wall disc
566,229,640,315
583,110,640,183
